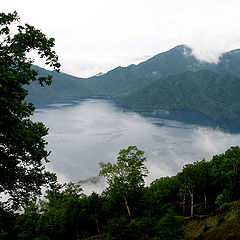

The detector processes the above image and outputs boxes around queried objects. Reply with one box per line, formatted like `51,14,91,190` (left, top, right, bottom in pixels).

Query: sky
2,0,240,77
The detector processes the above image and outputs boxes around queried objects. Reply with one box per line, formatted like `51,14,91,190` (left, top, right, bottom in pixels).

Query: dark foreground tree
0,11,60,206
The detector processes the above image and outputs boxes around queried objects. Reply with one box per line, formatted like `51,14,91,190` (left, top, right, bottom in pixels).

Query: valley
26,45,240,132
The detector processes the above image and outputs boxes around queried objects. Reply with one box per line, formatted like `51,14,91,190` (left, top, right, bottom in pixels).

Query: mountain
25,65,93,105
216,48,240,77
83,45,215,96
117,70,240,119
26,45,240,122
27,45,216,102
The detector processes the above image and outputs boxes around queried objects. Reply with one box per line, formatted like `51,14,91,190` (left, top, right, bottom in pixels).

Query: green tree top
0,11,60,207
99,146,148,219
99,146,148,192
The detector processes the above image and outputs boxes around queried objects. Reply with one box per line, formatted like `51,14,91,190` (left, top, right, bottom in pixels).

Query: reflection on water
32,99,240,185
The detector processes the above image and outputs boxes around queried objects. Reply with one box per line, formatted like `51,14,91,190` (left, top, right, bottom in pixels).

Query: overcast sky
2,0,240,77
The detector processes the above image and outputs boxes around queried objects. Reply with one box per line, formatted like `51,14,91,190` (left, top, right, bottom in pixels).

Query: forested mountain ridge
216,48,240,77
117,70,240,119
25,65,93,103
26,45,240,121
83,45,215,96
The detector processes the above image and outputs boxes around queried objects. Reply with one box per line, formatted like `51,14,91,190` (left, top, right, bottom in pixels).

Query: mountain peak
169,44,193,56
95,72,104,77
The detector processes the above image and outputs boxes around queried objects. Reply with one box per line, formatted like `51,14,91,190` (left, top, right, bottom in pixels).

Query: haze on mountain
26,45,240,130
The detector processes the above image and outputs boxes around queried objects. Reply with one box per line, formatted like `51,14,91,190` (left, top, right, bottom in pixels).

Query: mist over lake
32,99,240,186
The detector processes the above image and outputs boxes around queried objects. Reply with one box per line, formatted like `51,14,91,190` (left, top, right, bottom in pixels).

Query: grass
184,201,240,240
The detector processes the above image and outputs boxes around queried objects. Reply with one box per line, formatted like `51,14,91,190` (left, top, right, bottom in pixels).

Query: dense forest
1,11,240,240
1,145,240,240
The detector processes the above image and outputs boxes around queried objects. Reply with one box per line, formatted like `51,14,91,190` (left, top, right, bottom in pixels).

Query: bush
202,224,211,232
217,216,225,226
154,211,185,240
105,217,157,240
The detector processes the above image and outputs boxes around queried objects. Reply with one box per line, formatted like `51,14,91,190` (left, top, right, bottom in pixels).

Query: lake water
32,99,240,191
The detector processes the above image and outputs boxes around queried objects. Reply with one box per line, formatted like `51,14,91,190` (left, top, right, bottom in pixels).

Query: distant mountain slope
25,66,93,104
26,45,240,121
27,45,240,102
217,49,240,77
84,45,215,96
117,70,240,119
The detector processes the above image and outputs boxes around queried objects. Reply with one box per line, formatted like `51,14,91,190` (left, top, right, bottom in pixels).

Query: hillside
184,201,240,240
83,45,215,96
26,45,240,122
3,145,240,240
117,70,240,119
26,45,214,101
25,65,93,105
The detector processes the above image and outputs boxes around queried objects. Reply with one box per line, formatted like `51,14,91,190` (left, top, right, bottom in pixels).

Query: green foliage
14,202,40,240
37,183,85,240
217,215,225,226
184,201,240,240
25,65,93,106
99,146,148,192
210,146,240,203
2,145,240,239
105,216,162,240
154,211,185,240
99,146,148,219
194,233,204,240
146,176,180,216
117,70,240,119
215,194,225,207
0,11,60,206
202,224,211,232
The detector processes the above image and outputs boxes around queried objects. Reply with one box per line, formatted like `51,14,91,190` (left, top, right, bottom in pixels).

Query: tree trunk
182,187,187,216
190,192,194,217
76,228,80,240
124,193,133,219
187,187,194,217
96,218,100,234
204,192,207,212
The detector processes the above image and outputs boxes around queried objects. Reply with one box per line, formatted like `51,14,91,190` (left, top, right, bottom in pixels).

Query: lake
32,99,240,192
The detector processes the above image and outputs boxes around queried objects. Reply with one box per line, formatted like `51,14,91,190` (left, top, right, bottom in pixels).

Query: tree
38,183,85,240
210,146,240,203
0,11,60,206
99,146,148,219
147,176,180,216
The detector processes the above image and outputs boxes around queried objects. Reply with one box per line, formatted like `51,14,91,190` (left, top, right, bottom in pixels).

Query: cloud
81,178,107,196
2,0,240,76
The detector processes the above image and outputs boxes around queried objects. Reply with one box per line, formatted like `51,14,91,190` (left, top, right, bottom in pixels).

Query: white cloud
2,0,240,76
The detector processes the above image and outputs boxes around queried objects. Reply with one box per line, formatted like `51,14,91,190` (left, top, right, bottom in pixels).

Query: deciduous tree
99,146,148,219
0,11,60,206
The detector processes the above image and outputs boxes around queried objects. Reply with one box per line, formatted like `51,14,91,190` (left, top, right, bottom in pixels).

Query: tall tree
0,11,60,206
211,146,240,203
99,146,148,219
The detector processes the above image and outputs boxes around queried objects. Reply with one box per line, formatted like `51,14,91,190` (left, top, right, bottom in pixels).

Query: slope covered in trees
25,65,93,106
117,70,240,119
26,45,240,124
1,146,240,239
